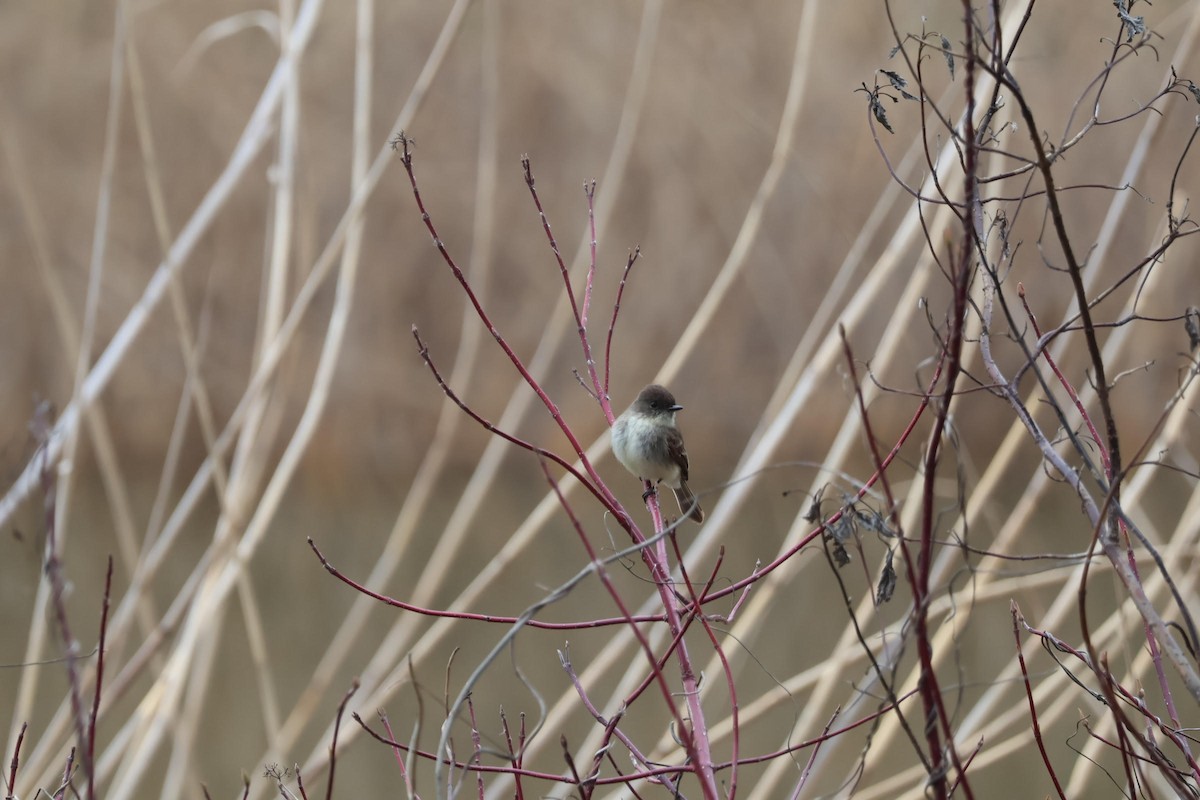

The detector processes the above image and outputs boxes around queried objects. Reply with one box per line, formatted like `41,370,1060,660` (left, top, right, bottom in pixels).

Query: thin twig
325,680,359,800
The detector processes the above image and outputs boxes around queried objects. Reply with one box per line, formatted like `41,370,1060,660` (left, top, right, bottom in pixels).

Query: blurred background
2,0,1200,797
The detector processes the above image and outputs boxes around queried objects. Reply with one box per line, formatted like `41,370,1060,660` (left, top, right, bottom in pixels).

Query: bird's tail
673,482,705,524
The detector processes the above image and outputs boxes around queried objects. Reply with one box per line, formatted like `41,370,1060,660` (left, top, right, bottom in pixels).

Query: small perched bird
611,384,704,523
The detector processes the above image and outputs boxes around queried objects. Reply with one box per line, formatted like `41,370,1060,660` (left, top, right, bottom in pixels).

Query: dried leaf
876,549,897,604
869,89,894,133
880,69,917,101
941,35,955,79
1113,0,1146,41
1186,80,1200,104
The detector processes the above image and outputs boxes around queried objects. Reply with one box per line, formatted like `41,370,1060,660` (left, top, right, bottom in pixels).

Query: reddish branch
604,250,641,409
393,135,623,518
538,457,695,769
34,407,96,800
5,722,26,800
308,536,674,629
1011,602,1067,799
1021,618,1200,789
711,350,946,606
324,681,358,800
670,539,741,795
1021,281,1196,761
352,689,919,789
390,132,724,797
86,557,114,800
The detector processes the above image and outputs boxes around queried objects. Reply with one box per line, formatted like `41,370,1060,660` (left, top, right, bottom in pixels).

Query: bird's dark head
632,384,683,417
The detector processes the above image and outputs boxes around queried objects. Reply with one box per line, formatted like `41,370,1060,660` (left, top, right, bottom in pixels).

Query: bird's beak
669,404,683,412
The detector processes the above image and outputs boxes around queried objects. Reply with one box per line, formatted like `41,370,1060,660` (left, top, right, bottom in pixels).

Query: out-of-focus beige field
2,1,1200,797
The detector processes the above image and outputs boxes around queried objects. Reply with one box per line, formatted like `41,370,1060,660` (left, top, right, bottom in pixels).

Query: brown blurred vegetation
4,1,1194,485
2,1,837,476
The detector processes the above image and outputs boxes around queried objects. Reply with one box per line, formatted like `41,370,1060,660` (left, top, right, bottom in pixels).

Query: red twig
788,708,840,800
466,697,485,800
561,650,655,781
34,407,96,799
603,248,640,414
671,540,741,798
521,160,608,418
1011,602,1067,799
1017,283,1110,476
53,747,75,800
378,712,414,795
355,713,570,782
1021,618,1200,783
411,326,613,508
574,612,706,793
499,708,525,800
395,132,722,798
396,137,621,514
716,564,758,623
310,536,674,628
295,765,309,800
581,180,598,334
517,713,527,798
325,680,359,800
580,181,599,390
5,722,25,800
713,688,920,770
522,157,583,328
560,735,585,796
537,457,693,774
898,9,981,795
712,350,946,605
1021,282,1192,761
86,556,113,800
352,688,918,789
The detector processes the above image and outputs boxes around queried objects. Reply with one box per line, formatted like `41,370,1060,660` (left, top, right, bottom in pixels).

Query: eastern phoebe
611,384,704,523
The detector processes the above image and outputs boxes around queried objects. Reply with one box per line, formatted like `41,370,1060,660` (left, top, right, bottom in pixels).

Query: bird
611,384,704,523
